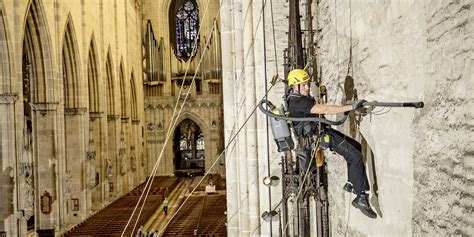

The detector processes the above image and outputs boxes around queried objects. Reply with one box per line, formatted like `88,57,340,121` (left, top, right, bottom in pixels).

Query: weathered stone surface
317,0,473,235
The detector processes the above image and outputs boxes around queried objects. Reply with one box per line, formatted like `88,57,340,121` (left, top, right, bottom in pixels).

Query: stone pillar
131,119,142,182
220,0,240,234
119,117,131,194
89,112,104,210
243,0,260,234
234,0,251,234
0,94,19,236
107,115,120,199
30,102,59,233
64,108,88,225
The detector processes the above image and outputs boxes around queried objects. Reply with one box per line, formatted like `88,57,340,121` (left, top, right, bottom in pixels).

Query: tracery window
170,0,200,61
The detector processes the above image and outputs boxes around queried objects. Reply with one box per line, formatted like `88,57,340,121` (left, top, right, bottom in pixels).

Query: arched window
170,0,200,61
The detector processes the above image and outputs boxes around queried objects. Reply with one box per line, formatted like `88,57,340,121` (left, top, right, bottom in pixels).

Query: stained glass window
175,0,199,61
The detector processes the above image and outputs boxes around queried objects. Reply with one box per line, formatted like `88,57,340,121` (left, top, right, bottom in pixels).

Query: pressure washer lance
259,99,424,152
356,101,424,109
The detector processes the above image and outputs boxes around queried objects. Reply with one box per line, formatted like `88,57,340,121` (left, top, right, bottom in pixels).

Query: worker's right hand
351,100,367,110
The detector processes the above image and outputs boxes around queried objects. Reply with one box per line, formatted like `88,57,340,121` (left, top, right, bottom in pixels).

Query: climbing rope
159,83,278,235
160,0,282,232
129,21,218,235
346,0,353,77
125,0,280,235
121,0,214,234
281,136,322,234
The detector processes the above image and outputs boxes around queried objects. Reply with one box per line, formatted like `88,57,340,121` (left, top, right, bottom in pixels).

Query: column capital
89,112,105,119
0,93,19,104
121,116,130,123
64,107,87,115
107,115,120,121
30,102,59,112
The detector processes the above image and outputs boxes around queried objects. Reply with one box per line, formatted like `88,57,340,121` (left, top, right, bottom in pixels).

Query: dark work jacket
286,93,320,138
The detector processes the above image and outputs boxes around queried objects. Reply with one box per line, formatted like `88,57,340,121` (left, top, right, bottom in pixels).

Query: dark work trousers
323,127,369,194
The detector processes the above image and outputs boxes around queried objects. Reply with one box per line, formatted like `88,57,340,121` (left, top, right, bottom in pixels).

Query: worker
286,69,377,219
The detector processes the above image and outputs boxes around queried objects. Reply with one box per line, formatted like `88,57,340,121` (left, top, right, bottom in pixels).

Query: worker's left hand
351,100,367,110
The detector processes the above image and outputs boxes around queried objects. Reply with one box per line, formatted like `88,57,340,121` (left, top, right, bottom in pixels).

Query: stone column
120,117,130,194
131,119,140,186
220,0,240,234
107,115,121,199
243,0,260,234
0,94,19,236
64,108,88,225
234,0,251,234
89,112,104,210
30,102,59,233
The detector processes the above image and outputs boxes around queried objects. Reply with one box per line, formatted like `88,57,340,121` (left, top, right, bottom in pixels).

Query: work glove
351,100,367,110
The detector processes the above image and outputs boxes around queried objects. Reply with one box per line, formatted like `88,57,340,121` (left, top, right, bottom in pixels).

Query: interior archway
173,118,205,176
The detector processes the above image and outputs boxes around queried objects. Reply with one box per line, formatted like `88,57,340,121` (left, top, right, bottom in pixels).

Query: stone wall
316,0,473,236
0,0,146,235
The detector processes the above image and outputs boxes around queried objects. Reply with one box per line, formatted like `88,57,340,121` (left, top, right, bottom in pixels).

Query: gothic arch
0,9,12,94
22,0,54,103
105,48,115,115
119,59,127,117
62,14,82,108
87,33,100,112
168,0,200,61
172,111,208,140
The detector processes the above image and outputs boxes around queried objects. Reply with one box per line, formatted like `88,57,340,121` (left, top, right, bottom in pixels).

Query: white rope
159,84,277,235
121,0,214,235
159,0,281,233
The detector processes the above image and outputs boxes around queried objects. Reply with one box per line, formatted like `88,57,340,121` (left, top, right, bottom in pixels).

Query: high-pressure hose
258,99,349,126
259,98,424,152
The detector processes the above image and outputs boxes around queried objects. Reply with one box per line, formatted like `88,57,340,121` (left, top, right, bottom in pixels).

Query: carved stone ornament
106,159,113,182
87,151,96,161
130,146,137,172
40,191,52,214
64,170,72,194
119,148,126,175
119,131,126,175
86,153,97,188
141,152,146,167
24,172,34,214
147,122,155,131
144,103,155,111
87,126,97,187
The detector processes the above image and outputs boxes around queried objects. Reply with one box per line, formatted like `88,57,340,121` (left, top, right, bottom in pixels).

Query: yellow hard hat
287,69,310,87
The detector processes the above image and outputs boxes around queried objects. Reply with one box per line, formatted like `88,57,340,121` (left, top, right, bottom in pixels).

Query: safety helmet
287,69,310,87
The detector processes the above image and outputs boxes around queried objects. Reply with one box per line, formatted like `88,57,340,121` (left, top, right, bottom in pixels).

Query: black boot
343,182,355,194
352,193,377,219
